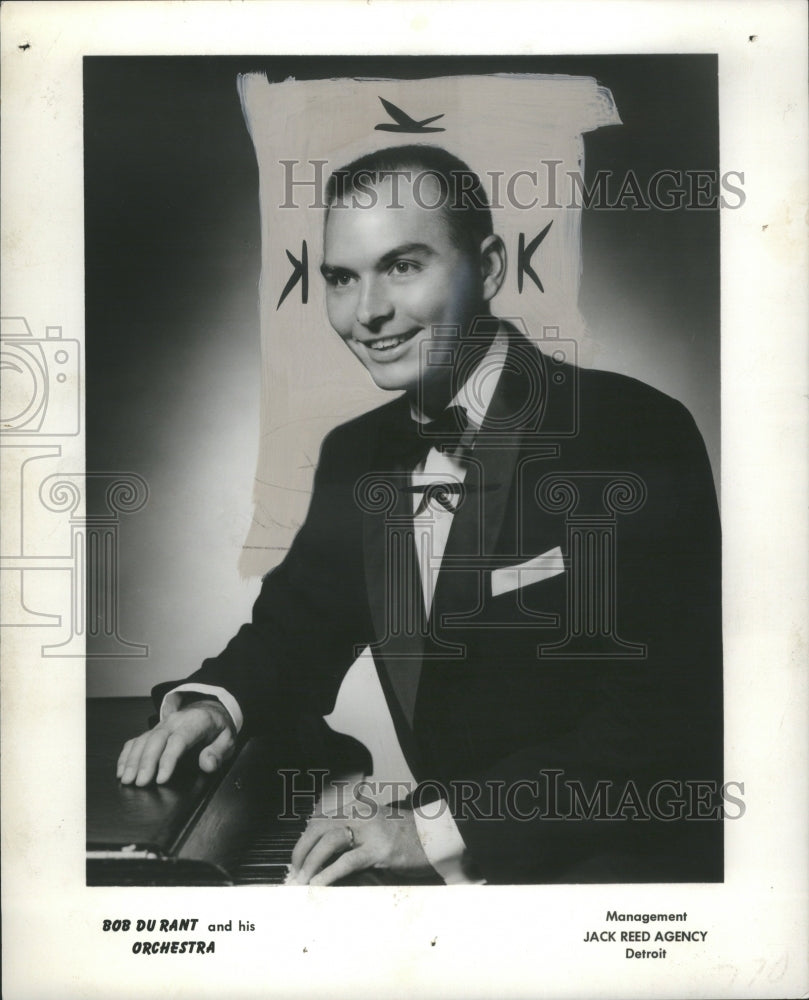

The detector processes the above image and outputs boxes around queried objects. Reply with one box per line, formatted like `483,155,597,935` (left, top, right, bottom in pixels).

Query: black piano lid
86,697,221,856
87,696,281,885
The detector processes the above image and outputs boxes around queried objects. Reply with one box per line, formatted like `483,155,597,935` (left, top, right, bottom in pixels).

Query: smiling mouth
362,329,421,354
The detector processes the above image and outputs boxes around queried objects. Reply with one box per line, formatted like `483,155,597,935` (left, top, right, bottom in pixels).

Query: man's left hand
287,804,433,886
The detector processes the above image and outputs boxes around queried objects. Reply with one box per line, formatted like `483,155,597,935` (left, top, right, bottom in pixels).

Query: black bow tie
402,480,466,515
391,405,476,469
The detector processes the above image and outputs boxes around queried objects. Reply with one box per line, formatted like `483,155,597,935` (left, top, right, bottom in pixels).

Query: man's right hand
117,700,236,786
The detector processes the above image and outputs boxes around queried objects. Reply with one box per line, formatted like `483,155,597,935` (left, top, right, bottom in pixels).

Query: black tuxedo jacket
157,328,723,883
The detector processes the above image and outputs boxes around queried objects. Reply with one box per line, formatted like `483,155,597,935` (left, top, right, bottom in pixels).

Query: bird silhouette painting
374,97,446,133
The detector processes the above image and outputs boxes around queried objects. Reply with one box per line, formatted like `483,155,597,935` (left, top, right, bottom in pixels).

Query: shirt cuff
413,800,485,885
160,683,243,733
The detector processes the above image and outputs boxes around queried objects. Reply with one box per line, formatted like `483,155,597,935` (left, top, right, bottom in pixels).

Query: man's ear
479,234,507,302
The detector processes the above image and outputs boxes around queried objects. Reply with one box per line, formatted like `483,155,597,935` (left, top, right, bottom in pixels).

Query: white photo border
1,3,807,999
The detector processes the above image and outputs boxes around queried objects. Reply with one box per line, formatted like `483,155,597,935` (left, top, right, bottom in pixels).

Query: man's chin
365,365,420,394
351,339,452,397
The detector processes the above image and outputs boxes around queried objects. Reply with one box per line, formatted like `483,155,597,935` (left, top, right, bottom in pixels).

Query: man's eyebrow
320,262,349,278
377,243,436,267
320,243,436,277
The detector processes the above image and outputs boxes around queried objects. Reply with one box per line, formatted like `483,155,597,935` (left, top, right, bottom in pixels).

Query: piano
87,697,441,886
86,697,307,885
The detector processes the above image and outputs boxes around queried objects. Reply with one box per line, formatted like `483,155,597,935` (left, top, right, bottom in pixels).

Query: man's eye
391,260,418,276
325,272,354,287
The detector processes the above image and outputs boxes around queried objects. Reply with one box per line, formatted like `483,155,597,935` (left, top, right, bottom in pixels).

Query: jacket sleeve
153,426,374,736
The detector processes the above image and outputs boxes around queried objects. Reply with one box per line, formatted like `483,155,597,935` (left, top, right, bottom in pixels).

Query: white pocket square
491,547,565,597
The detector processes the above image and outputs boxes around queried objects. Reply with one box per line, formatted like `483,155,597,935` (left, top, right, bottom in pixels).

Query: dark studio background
84,55,719,696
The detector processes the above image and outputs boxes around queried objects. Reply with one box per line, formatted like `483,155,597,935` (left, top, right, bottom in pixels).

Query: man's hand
287,803,434,886
117,700,236,786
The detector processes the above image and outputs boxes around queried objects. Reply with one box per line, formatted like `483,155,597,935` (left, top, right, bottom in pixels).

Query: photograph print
85,55,725,887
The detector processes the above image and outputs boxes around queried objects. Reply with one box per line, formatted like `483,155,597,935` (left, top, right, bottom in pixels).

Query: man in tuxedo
118,145,723,885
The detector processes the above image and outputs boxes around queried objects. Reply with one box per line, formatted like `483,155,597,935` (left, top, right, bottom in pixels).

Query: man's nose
355,277,393,330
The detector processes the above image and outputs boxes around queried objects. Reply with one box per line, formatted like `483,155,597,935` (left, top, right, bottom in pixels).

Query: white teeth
366,330,417,351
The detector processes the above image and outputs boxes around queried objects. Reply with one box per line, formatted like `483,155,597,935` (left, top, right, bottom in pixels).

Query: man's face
321,176,484,399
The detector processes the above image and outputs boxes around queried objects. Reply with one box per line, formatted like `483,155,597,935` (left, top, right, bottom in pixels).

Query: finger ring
344,826,355,850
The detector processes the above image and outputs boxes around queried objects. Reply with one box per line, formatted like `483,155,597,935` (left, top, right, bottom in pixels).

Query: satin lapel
362,487,388,657
360,396,427,772
361,396,410,649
